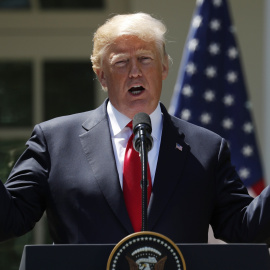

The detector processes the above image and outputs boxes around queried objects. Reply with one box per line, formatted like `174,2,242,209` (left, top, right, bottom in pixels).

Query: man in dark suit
1,12,270,245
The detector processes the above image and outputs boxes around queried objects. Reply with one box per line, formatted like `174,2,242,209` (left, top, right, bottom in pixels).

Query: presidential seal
107,231,186,270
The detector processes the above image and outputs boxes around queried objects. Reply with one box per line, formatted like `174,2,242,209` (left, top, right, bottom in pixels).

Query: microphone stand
132,112,153,232
139,130,149,231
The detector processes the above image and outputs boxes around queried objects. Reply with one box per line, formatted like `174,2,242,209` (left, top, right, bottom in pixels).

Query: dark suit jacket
1,100,270,244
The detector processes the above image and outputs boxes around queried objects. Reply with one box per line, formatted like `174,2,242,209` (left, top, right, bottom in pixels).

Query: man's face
96,35,169,119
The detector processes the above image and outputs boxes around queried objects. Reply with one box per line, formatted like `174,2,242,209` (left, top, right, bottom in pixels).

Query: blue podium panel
19,243,270,270
180,244,270,269
20,244,113,270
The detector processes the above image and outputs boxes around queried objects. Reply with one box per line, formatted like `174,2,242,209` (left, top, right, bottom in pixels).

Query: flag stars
229,25,237,34
203,90,215,102
182,85,193,97
228,47,238,59
223,94,235,106
186,62,197,75
212,0,223,7
226,71,238,83
243,122,253,134
242,145,254,157
239,167,250,180
222,118,233,129
200,113,212,125
181,109,192,121
208,43,220,55
245,100,253,110
209,19,221,31
192,15,203,28
205,66,217,78
169,1,264,195
188,38,199,52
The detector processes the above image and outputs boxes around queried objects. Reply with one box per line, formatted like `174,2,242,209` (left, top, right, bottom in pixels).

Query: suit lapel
79,101,133,234
78,101,190,234
148,105,190,230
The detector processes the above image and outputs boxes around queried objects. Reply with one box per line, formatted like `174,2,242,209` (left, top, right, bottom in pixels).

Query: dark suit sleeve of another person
0,124,49,241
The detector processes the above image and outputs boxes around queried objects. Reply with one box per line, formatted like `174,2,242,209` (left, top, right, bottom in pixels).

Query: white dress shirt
107,101,163,189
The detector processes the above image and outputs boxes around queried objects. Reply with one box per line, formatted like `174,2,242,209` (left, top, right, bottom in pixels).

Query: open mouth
128,85,145,95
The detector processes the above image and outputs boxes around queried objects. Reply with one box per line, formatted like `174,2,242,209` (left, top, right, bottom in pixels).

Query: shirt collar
107,101,162,140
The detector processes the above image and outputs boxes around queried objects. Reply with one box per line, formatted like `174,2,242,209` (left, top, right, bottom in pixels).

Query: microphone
132,112,153,231
132,112,153,153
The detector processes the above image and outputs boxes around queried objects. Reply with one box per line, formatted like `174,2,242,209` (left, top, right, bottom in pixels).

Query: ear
95,68,108,89
161,55,169,80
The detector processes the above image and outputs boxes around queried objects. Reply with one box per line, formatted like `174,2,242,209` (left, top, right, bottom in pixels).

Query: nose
129,59,142,78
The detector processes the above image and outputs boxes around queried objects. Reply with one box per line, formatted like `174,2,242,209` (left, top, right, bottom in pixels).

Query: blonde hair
90,13,168,73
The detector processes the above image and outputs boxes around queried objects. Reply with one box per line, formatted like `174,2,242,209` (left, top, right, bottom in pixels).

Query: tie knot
126,121,133,129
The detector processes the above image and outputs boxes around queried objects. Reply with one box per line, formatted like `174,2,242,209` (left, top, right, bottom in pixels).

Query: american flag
169,0,265,196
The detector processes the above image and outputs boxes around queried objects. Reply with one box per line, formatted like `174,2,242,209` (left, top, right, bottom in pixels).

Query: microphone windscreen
132,112,152,133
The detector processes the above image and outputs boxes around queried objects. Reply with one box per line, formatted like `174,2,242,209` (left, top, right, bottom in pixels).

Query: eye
114,59,128,67
140,56,153,64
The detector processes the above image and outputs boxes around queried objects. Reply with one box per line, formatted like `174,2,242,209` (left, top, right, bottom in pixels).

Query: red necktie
123,122,152,232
